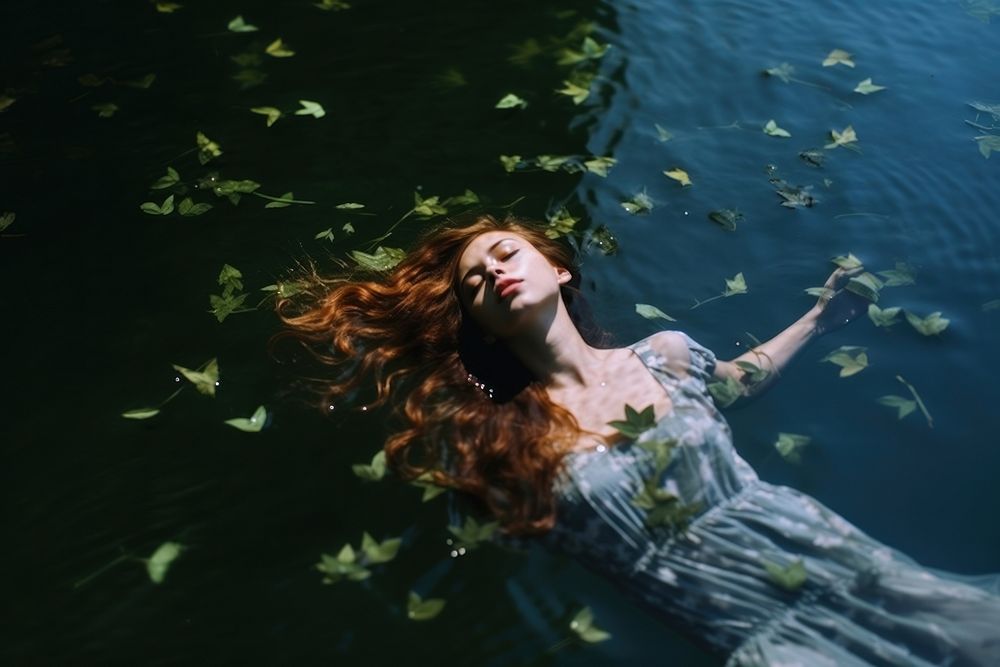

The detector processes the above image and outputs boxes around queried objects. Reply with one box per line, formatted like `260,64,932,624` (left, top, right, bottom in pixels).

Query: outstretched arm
712,266,866,400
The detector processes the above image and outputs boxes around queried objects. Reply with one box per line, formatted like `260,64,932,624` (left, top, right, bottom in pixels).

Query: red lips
494,278,522,299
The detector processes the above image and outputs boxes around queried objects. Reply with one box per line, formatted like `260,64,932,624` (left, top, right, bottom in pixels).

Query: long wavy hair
274,213,609,536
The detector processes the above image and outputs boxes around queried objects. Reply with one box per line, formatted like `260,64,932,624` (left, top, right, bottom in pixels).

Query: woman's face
455,231,571,338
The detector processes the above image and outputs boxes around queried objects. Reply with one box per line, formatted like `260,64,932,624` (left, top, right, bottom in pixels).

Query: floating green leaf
342,222,355,235
877,262,916,286
173,358,219,396
608,403,656,439
763,119,791,138
556,79,591,104
983,299,1000,312
569,606,612,643
822,49,854,68
336,202,365,209
708,209,743,231
621,190,653,214
442,189,480,207
265,38,295,58
707,376,743,408
544,208,579,239
969,100,1000,121
314,0,351,9
178,197,212,216
495,93,527,109
764,62,794,83
151,166,180,190
232,69,266,89
361,531,402,564
295,100,325,119
224,405,267,432
878,395,916,420
0,95,17,111
763,558,807,591
447,516,498,551
583,156,616,177
854,78,886,95
140,194,175,215
350,246,405,271
508,38,543,66
156,2,182,13
664,168,692,187
905,310,949,336
264,192,294,209
960,0,1000,23
724,272,748,296
315,543,370,584
315,226,335,241
536,154,572,172
209,293,247,322
352,450,386,481
227,15,258,32
867,304,901,328
831,253,864,270
499,154,522,173
635,303,676,322
774,432,811,464
410,470,447,501
892,374,933,427
845,272,884,302
121,407,160,420
734,360,770,384
825,125,858,150
218,264,243,293
407,591,446,621
557,36,610,65
655,123,673,142
250,106,282,127
196,131,222,164
820,346,868,377
799,149,825,167
975,134,1000,159
92,102,118,118
412,191,447,218
770,178,816,208
146,541,183,584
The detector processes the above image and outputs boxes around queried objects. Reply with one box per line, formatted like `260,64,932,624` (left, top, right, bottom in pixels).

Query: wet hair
274,213,609,536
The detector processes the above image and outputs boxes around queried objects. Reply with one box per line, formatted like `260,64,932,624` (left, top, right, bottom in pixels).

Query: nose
486,260,506,279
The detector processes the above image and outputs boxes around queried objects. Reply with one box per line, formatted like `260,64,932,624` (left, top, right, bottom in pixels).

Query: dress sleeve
672,330,718,387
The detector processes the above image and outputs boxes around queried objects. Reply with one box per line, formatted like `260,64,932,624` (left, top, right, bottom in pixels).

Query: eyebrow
458,237,518,285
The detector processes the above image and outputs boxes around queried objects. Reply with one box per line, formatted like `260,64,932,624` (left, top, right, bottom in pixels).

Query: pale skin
456,231,864,450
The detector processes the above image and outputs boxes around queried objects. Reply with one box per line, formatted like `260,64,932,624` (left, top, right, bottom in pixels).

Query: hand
811,266,868,336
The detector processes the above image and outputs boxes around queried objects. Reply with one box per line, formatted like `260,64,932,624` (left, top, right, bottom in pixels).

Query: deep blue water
2,0,999,664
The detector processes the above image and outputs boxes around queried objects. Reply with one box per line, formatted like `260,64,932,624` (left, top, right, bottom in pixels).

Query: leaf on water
295,100,325,118
763,558,807,591
264,192,295,209
352,450,387,481
209,293,248,321
905,310,949,336
544,208,579,239
868,304,901,328
960,0,1000,22
570,606,612,643
854,78,886,95
724,272,748,296
982,299,1000,312
342,222,355,234
250,106,282,127
151,166,180,190
763,119,791,138
770,179,816,208
146,541,183,583
140,194,175,215
822,49,854,68
230,52,262,67
508,38,543,66
708,376,743,408
734,360,770,384
820,346,868,377
495,93,528,109
225,405,268,432
218,264,243,292
410,471,447,502
878,395,917,420
122,407,160,420
798,149,825,167
557,36,610,65
122,73,156,89
499,154,522,173
314,228,334,241
621,190,653,214
877,262,916,286
314,0,351,10
664,168,692,187
361,532,402,564
969,100,1000,121
831,253,864,270
77,73,107,87
443,188,480,207
556,79,591,105
177,197,211,216
227,15,258,32
265,38,295,58
350,246,405,271
708,209,743,231
764,63,795,83
196,131,222,165
0,212,15,232
173,358,220,396
608,404,657,439
432,67,466,89
654,123,673,142
155,2,183,13
583,156,616,177
412,191,447,218
536,155,572,172
635,303,676,322
975,134,1000,159
845,272,884,302
92,102,118,118
825,125,858,150
232,69,267,89
774,432,811,464
315,542,370,584
336,202,365,209
407,592,446,621
447,515,499,551
805,286,834,299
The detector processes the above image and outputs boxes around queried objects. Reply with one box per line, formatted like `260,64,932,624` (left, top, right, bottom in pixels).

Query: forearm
728,307,821,397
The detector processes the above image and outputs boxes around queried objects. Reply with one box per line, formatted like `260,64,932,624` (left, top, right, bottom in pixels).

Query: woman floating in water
278,214,1000,666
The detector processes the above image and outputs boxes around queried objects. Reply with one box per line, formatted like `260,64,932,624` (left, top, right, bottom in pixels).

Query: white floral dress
525,332,1000,666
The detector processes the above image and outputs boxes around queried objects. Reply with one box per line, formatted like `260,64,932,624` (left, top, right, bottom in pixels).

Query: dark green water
3,0,999,664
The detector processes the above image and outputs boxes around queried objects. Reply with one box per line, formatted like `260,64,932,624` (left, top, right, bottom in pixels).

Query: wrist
801,307,823,337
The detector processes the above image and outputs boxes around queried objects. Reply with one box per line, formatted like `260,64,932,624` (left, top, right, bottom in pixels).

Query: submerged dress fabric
512,331,1000,666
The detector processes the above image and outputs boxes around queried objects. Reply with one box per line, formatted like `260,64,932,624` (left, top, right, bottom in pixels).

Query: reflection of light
328,404,335,411
174,377,181,382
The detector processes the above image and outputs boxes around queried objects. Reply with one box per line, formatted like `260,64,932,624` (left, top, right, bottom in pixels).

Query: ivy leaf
442,189,480,207
969,100,1000,121
557,36,610,65
854,78,886,95
654,123,673,142
264,192,295,209
314,0,351,9
708,209,742,231
876,262,916,286
982,299,1000,312
878,395,917,420
173,359,220,396
583,156,616,177
265,38,295,58
92,102,118,118
151,166,180,190
341,222,355,235
723,272,748,296
820,346,868,377
209,293,248,322
447,516,498,551
121,407,160,420
622,190,654,214
774,432,811,464
664,168,692,187
544,208,579,239
975,135,1000,159
763,119,791,138
140,194,175,215
196,131,222,164
569,606,612,643
224,405,268,432
360,532,402,564
556,79,591,105
315,545,370,584
822,49,855,68
832,253,864,270
535,154,572,172
771,179,816,208
121,73,156,89
635,303,676,322
178,197,212,216
0,96,18,112
218,264,244,293
155,2,183,13
410,471,447,501
499,154,522,173
825,125,858,150
352,450,387,481
734,361,769,383
316,225,335,240
232,69,267,89
798,149,825,167
845,272,884,302
763,558,807,591
227,15,258,32
350,246,405,271
146,541,183,584
905,311,949,336
336,202,365,210
407,592,446,621
412,191,447,218
250,106,283,127
707,376,743,408
495,93,528,109
295,100,325,118
867,304,902,328
608,403,657,438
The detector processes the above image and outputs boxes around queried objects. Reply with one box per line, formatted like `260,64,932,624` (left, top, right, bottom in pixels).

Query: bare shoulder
644,330,693,377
